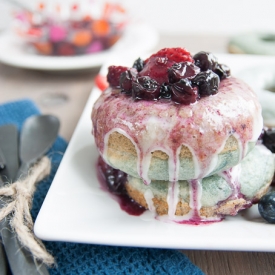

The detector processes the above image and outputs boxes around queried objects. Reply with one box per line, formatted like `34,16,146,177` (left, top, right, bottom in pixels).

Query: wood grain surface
0,34,274,275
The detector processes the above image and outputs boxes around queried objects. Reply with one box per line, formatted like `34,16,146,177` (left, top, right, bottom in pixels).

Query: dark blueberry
119,68,138,94
107,169,127,194
258,192,275,223
98,157,127,194
132,76,160,100
168,62,200,83
159,84,172,99
262,128,275,153
107,66,128,87
192,70,220,97
171,79,199,105
214,63,231,80
193,51,218,71
132,57,144,72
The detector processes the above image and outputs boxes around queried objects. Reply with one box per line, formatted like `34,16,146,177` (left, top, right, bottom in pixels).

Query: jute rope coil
0,156,55,266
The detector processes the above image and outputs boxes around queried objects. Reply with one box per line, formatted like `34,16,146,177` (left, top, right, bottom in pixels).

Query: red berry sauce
96,156,221,224
96,156,146,216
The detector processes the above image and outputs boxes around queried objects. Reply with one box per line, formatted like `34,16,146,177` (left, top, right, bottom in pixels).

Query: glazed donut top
92,76,263,184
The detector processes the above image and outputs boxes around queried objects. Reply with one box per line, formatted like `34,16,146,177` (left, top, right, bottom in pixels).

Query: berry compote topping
171,79,199,104
138,56,172,84
159,84,172,99
215,63,231,80
120,68,138,94
193,51,230,80
145,47,193,64
97,156,126,194
132,57,144,72
193,51,218,71
168,62,200,83
138,48,194,85
106,48,231,105
97,156,146,216
132,76,160,100
107,65,128,88
192,70,220,97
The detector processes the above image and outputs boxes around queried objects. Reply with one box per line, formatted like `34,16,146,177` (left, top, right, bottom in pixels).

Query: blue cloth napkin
0,99,205,275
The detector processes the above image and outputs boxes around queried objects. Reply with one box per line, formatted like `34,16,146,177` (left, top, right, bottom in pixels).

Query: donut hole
264,83,275,93
241,66,275,93
261,34,275,42
257,74,275,93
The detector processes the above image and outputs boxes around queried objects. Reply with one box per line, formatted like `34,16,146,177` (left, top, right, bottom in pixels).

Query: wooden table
0,34,274,275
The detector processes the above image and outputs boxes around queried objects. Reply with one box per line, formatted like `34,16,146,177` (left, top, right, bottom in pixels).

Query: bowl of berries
13,1,127,56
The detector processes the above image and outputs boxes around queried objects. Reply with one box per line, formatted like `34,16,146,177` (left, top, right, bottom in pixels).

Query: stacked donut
92,48,275,222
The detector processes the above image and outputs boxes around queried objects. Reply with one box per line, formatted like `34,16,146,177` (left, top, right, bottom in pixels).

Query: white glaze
220,165,242,200
92,77,263,221
167,181,180,218
144,189,156,213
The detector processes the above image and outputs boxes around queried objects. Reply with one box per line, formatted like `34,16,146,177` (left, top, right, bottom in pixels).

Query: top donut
92,48,263,183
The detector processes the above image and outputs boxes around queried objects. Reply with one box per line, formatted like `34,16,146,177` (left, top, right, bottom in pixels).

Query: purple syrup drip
177,219,221,225
189,179,202,220
96,156,146,216
178,179,222,224
221,168,242,201
95,157,225,224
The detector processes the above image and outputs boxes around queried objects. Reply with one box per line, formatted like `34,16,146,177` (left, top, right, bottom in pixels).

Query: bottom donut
124,145,275,221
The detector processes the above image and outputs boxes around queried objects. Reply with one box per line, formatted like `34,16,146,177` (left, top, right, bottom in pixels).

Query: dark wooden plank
183,250,275,275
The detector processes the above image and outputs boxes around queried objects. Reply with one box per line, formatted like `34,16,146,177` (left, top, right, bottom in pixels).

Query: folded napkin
0,99,205,275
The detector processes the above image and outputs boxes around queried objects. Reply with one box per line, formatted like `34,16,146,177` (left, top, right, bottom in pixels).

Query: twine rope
0,156,55,266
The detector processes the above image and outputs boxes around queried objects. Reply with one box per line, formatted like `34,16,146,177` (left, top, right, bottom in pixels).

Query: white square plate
35,53,275,252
